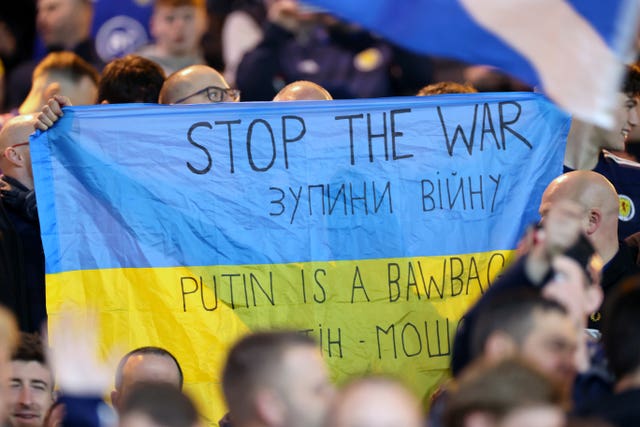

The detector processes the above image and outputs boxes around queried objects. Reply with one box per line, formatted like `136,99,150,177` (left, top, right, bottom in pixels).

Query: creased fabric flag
306,0,640,129
31,94,569,424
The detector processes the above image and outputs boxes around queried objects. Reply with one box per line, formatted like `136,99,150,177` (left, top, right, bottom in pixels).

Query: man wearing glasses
36,63,236,131
0,114,43,333
158,64,240,105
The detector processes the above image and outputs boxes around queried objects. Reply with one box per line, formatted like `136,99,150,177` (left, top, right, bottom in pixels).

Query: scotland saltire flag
307,0,640,128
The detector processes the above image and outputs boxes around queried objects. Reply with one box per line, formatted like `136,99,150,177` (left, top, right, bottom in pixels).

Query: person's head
150,0,207,57
119,382,200,427
0,115,38,189
444,358,566,427
0,307,19,424
587,63,640,151
111,347,183,414
619,63,640,142
273,81,332,101
20,52,99,114
539,171,620,263
8,333,55,427
328,377,422,427
416,82,477,96
601,275,640,384
36,0,93,50
471,290,578,389
222,331,334,427
98,55,165,104
158,65,238,104
542,234,604,328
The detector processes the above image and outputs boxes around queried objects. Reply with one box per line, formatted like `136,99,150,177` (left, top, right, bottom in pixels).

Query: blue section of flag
31,94,569,274
305,0,639,129
306,0,633,83
308,0,540,86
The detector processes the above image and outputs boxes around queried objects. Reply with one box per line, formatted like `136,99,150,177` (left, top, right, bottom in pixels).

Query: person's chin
10,414,41,427
610,144,626,153
603,136,626,152
169,46,190,56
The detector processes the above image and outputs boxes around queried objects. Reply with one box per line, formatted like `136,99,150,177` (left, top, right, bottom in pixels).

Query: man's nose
18,387,33,406
628,103,639,127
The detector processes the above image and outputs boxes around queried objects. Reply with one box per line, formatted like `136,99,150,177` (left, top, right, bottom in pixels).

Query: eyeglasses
174,86,241,104
2,142,29,157
8,142,29,150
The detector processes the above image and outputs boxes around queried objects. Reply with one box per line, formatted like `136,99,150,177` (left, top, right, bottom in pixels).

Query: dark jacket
0,175,45,331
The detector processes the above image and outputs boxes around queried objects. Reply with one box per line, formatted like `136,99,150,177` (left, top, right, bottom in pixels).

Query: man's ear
585,284,604,315
110,390,120,412
43,82,61,102
484,331,517,361
3,146,25,167
585,208,601,235
463,412,498,427
255,389,285,426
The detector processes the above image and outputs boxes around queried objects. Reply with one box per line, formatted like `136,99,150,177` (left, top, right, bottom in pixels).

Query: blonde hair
154,0,205,9
417,82,477,96
33,52,99,86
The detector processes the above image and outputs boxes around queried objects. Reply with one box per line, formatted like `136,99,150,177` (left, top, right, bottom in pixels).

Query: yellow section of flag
46,250,514,424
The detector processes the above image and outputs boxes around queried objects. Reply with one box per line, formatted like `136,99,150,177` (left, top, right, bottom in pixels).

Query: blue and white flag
307,0,640,128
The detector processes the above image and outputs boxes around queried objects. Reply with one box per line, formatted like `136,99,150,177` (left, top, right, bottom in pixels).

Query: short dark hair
12,332,46,364
444,358,565,427
115,346,183,389
121,382,199,427
602,275,640,379
222,331,317,421
12,332,53,389
623,63,640,97
470,289,567,359
98,55,165,103
417,81,477,96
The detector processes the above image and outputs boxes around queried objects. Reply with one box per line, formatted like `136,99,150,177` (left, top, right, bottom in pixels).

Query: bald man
158,64,239,104
328,377,423,427
540,171,619,262
273,81,332,101
0,115,44,332
539,171,638,312
0,117,36,190
452,171,633,375
111,347,183,415
481,171,631,331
